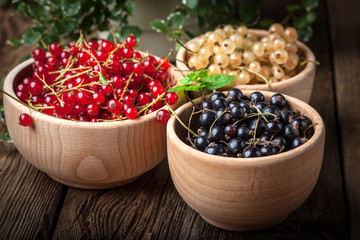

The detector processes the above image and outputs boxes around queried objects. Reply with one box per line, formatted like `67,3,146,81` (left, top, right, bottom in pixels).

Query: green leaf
27,2,50,20
187,69,209,82
179,77,194,85
201,74,235,90
21,29,38,46
7,38,21,47
49,22,60,43
168,84,205,93
298,26,313,42
125,1,134,15
167,11,186,29
306,12,317,24
13,2,27,14
99,73,110,86
286,4,300,12
259,18,274,28
150,20,169,33
302,0,319,11
80,15,94,33
183,0,199,9
120,25,142,39
61,0,81,16
0,133,12,142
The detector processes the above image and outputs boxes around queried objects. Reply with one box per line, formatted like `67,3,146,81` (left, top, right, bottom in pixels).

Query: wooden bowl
3,58,184,189
167,90,325,231
176,29,316,103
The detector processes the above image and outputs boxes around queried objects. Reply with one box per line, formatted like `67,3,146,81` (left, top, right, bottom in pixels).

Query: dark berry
272,136,287,150
228,101,240,110
265,120,283,135
193,137,210,151
200,101,213,110
263,106,280,121
259,132,271,142
226,88,243,102
255,102,268,112
242,147,261,158
199,111,216,129
230,105,245,120
291,117,307,132
290,137,307,149
280,110,296,125
260,145,279,156
270,93,287,109
249,118,266,135
224,124,237,138
199,130,209,138
204,143,224,155
209,92,226,102
237,126,251,141
283,125,300,141
227,138,245,157
215,108,232,126
208,125,225,142
213,98,228,110
250,91,265,103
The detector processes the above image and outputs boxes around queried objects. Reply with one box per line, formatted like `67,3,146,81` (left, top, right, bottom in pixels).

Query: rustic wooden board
327,0,360,239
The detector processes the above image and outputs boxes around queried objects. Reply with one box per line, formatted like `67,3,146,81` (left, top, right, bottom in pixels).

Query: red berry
124,95,133,105
158,57,170,69
133,51,142,59
151,85,165,98
46,56,60,69
92,92,105,105
29,80,44,96
16,91,30,103
42,103,55,115
76,91,92,105
133,62,144,74
32,48,46,62
107,99,123,114
72,104,85,115
146,107,156,114
86,104,100,117
156,109,171,124
95,50,108,61
136,93,151,106
19,113,32,127
125,106,138,119
78,52,90,65
101,40,115,53
143,60,156,74
55,101,73,115
100,85,113,97
88,40,98,50
126,35,137,48
49,42,63,56
165,92,178,105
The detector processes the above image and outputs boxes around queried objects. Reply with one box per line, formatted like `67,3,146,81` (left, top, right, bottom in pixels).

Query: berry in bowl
2,35,184,189
176,24,316,103
166,89,325,231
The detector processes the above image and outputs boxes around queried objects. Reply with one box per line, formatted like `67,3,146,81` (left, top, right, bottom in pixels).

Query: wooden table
0,1,359,239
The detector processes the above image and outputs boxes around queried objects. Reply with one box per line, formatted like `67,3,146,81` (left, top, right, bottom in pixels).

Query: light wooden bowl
176,29,316,103
167,90,325,231
3,58,184,189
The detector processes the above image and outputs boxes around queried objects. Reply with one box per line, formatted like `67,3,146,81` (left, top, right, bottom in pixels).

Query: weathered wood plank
0,4,66,240
327,0,360,239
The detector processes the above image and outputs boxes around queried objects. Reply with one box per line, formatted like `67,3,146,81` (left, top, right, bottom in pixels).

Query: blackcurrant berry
227,138,245,157
291,117,307,132
208,125,225,142
237,126,251,141
249,118,266,135
260,145,279,156
230,105,245,120
250,91,265,103
193,137,210,151
228,101,240,110
204,143,224,155
200,101,213,110
283,124,300,141
270,93,287,109
280,110,295,125
265,120,283,135
290,137,307,149
263,106,280,120
272,136,287,150
215,108,232,126
213,98,228,110
226,88,243,102
224,124,237,138
199,111,216,129
242,146,261,158
255,102,268,112
209,92,226,102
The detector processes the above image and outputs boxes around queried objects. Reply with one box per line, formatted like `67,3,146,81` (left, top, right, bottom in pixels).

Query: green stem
137,92,165,115
166,103,199,138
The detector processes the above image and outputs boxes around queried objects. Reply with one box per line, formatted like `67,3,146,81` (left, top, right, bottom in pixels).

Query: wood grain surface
0,0,358,239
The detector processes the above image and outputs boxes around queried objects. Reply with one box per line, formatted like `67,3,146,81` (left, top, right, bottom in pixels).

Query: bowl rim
167,89,325,167
175,29,316,89
3,57,183,128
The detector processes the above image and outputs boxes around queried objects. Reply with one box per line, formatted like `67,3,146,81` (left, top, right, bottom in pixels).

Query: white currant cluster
185,23,301,85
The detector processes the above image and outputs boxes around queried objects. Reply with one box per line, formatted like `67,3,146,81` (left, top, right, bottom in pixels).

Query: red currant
165,92,178,105
32,48,46,62
107,99,123,114
125,106,138,119
156,109,171,124
136,93,151,106
19,113,32,127
126,35,137,48
86,104,100,117
49,42,63,56
158,57,170,69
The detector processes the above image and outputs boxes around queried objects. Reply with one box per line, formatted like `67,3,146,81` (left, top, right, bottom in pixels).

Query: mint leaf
201,74,235,90
180,77,194,85
187,69,209,82
168,84,205,93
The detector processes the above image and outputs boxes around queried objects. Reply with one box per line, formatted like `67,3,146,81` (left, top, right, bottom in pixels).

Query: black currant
204,143,224,155
201,101,213,110
208,125,225,142
260,145,279,156
193,137,210,151
280,110,295,125
199,111,216,129
290,137,307,149
263,106,280,121
198,129,209,138
270,93,287,109
228,101,240,110
250,91,265,103
255,102,268,112
272,136,287,149
283,125,300,141
213,98,228,110
224,124,237,138
227,138,245,157
230,105,245,120
226,88,243,102
249,118,266,135
259,132,271,142
237,126,251,140
242,146,261,158
291,117,307,132
215,108,232,126
209,92,226,102
265,120,283,135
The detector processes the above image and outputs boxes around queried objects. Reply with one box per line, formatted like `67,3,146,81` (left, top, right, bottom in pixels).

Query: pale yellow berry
284,27,298,43
273,49,289,64
269,76,279,83
284,53,299,70
268,32,281,42
199,46,213,59
262,41,274,53
252,42,265,57
229,33,244,47
243,38,253,48
281,75,291,81
208,64,222,75
269,23,284,35
186,40,201,52
229,51,242,66
213,45,223,54
246,32,258,42
223,24,235,37
285,42,298,54
200,55,209,68
213,53,230,68
237,26,248,36
207,32,224,45
273,38,287,50
235,71,251,84
222,68,232,75
242,51,256,65
248,61,261,73
214,28,226,39
257,65,271,82
188,55,203,70
221,39,236,54
271,65,285,79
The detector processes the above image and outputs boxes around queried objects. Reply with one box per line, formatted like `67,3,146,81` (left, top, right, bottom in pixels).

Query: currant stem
137,92,165,115
166,103,199,138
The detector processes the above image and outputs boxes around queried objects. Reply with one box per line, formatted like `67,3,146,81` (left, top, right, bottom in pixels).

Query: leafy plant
151,0,319,43
5,0,141,48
